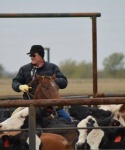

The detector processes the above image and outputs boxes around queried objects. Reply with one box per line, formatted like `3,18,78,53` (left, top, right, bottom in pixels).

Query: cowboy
12,45,71,123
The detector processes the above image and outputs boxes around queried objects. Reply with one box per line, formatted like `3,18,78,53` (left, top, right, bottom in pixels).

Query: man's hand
19,85,32,92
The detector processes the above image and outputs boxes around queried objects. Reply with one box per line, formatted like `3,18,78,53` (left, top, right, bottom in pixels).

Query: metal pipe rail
0,12,101,98
1,92,125,100
0,97,125,108
0,13,101,18
0,97,124,150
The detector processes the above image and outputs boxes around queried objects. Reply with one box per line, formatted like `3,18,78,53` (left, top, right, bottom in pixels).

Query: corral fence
1,97,125,150
1,12,125,150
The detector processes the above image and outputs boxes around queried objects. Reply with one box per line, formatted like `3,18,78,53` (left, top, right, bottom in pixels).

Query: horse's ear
52,74,56,80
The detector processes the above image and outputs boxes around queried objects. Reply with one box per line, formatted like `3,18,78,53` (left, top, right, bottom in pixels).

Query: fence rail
0,97,125,108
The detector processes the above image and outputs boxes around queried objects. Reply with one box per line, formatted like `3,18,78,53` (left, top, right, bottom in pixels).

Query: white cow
0,107,28,130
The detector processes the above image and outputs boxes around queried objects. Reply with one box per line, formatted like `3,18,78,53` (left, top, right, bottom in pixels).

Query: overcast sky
0,0,125,73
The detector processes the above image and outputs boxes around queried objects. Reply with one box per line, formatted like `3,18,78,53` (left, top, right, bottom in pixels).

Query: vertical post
47,48,50,62
92,16,98,98
29,105,36,150
44,48,50,62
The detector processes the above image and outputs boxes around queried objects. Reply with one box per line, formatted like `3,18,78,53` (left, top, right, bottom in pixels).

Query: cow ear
52,74,56,80
119,104,125,113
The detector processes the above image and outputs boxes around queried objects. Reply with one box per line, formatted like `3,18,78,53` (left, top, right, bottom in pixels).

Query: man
12,45,71,123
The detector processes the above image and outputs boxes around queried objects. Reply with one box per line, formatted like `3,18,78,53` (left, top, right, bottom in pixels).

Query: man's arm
53,65,68,89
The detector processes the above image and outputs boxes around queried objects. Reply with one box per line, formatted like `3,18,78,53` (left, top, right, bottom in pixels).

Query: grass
0,78,125,97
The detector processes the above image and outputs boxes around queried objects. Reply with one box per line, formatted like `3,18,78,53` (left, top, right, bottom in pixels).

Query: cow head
99,104,125,126
0,131,42,150
0,107,28,131
75,115,98,149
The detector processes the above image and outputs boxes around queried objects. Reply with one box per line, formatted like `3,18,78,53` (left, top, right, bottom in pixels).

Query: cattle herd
0,104,125,150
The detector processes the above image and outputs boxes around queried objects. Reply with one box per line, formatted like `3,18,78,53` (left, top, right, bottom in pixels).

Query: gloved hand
19,85,32,92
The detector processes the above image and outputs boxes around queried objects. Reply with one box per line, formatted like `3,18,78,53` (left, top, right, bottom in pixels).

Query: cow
0,107,73,150
99,104,125,126
75,115,104,149
69,105,112,121
0,130,42,150
0,131,73,150
75,113,125,149
69,104,125,126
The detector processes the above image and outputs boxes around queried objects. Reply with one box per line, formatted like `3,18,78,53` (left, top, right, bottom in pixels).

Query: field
0,78,125,97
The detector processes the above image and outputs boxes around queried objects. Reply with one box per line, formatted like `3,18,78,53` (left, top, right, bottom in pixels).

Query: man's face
29,53,43,65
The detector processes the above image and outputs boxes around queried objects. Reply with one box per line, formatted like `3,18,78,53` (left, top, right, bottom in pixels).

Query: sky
0,0,125,73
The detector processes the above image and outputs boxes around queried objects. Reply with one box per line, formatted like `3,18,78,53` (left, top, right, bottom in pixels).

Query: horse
10,74,77,147
12,73,62,116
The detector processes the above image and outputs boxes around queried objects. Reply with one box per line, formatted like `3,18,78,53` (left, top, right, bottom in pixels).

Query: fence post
29,105,36,150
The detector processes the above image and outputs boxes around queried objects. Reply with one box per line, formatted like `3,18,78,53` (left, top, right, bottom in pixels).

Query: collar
32,59,45,68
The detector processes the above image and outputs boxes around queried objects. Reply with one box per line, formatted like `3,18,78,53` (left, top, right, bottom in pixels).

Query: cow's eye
21,115,26,118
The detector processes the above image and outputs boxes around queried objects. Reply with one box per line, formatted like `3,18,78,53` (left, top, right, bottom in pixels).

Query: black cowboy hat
27,45,45,58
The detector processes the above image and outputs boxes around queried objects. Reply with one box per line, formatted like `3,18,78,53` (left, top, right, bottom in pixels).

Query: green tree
59,59,92,78
59,59,77,78
75,61,92,78
0,64,4,77
103,53,125,77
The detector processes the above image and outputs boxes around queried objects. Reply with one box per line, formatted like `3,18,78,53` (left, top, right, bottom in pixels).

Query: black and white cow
0,131,42,150
69,104,125,126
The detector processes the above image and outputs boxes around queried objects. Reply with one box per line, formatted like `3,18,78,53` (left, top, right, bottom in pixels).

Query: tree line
59,52,125,78
0,52,125,78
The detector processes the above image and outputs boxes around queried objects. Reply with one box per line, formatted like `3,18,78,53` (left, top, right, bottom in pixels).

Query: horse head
28,74,61,99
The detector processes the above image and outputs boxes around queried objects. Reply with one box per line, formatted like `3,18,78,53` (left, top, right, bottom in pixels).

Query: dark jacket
12,62,68,99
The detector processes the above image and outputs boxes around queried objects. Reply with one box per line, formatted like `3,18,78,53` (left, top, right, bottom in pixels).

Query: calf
0,131,42,150
0,131,73,150
69,105,112,121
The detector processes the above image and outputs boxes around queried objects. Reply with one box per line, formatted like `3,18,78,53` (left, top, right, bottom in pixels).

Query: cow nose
0,124,2,128
75,142,84,150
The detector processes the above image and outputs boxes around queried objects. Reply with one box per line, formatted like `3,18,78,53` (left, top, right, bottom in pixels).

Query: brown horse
28,74,78,146
10,74,77,148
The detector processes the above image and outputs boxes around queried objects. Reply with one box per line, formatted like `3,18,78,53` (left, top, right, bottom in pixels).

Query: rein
26,92,34,99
